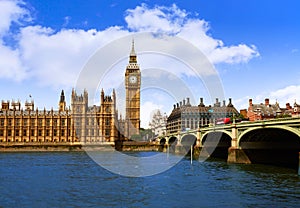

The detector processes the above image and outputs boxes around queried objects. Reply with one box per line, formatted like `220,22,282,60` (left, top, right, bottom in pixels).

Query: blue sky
1,0,300,127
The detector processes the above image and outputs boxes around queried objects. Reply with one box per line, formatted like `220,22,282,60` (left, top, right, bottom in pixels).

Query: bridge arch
238,125,300,145
201,130,232,160
159,138,166,145
201,130,232,143
179,134,197,156
238,126,300,170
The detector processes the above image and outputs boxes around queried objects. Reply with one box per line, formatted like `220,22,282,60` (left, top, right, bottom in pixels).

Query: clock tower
125,40,141,139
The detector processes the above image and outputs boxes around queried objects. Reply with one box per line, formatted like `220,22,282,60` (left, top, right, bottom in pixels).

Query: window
31,119,35,126
38,129,42,136
31,129,35,136
76,129,81,137
53,119,57,126
23,119,28,126
105,129,110,137
53,129,57,136
23,129,27,136
0,130,3,136
7,130,12,137
46,129,50,136
61,129,65,136
90,129,94,136
105,119,110,126
46,119,50,126
0,119,4,126
61,119,65,126
8,119,12,126
38,119,43,127
16,130,20,136
16,119,20,126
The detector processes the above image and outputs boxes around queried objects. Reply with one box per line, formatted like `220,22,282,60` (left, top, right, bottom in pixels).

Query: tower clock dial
129,75,137,84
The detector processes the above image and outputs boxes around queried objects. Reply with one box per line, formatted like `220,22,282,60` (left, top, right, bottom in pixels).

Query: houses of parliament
0,41,141,143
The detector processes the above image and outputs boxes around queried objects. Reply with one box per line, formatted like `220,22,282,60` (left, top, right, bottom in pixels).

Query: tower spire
130,38,136,56
129,38,137,63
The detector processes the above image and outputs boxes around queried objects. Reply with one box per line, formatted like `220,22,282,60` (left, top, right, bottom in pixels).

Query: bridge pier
298,152,300,175
196,129,202,147
227,147,251,164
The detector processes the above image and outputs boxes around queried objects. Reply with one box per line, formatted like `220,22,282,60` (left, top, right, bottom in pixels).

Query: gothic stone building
0,91,75,143
0,41,141,143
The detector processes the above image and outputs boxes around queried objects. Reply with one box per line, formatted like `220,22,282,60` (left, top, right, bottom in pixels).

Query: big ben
125,40,141,139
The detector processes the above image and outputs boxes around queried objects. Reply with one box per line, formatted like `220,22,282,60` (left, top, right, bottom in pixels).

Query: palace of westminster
0,41,242,143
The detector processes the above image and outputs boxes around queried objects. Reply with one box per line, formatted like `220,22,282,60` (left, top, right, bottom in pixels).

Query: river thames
0,151,299,207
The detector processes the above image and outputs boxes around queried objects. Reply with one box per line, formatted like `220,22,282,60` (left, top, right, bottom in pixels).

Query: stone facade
167,98,239,134
0,92,75,143
0,41,141,143
124,40,141,139
149,110,167,137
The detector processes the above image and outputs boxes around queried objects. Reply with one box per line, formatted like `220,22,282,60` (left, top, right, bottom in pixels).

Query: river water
0,151,299,208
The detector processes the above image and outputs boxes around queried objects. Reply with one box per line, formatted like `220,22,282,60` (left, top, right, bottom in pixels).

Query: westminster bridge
158,117,300,171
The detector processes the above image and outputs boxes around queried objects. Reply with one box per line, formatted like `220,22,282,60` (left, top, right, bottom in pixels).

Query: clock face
129,75,137,84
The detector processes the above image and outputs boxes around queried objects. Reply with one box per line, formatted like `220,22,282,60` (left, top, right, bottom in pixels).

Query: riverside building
0,41,141,143
167,98,239,134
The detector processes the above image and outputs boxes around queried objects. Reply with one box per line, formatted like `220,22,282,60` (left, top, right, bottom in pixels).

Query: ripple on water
0,151,299,208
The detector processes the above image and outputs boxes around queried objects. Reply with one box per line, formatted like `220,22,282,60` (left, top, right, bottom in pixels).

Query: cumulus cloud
0,2,259,90
233,85,300,111
0,0,31,81
269,85,300,105
125,4,259,64
0,0,30,36
19,25,129,88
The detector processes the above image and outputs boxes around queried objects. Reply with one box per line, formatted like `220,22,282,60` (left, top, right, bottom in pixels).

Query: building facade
149,110,168,138
0,41,141,143
0,91,75,143
125,40,141,139
247,98,282,121
167,98,239,134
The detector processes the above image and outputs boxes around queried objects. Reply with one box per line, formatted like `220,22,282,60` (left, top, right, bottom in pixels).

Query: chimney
223,100,226,107
183,99,186,105
173,104,176,109
199,97,204,107
180,101,182,107
249,99,253,106
286,103,291,110
227,98,233,107
176,103,179,108
216,98,219,104
187,97,190,105
265,98,269,106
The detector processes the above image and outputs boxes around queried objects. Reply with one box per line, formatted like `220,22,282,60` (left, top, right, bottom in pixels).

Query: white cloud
0,0,30,36
0,2,262,126
18,25,129,88
125,4,259,64
125,4,186,35
0,0,30,81
269,85,300,105
0,44,25,81
0,2,259,86
233,85,300,111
